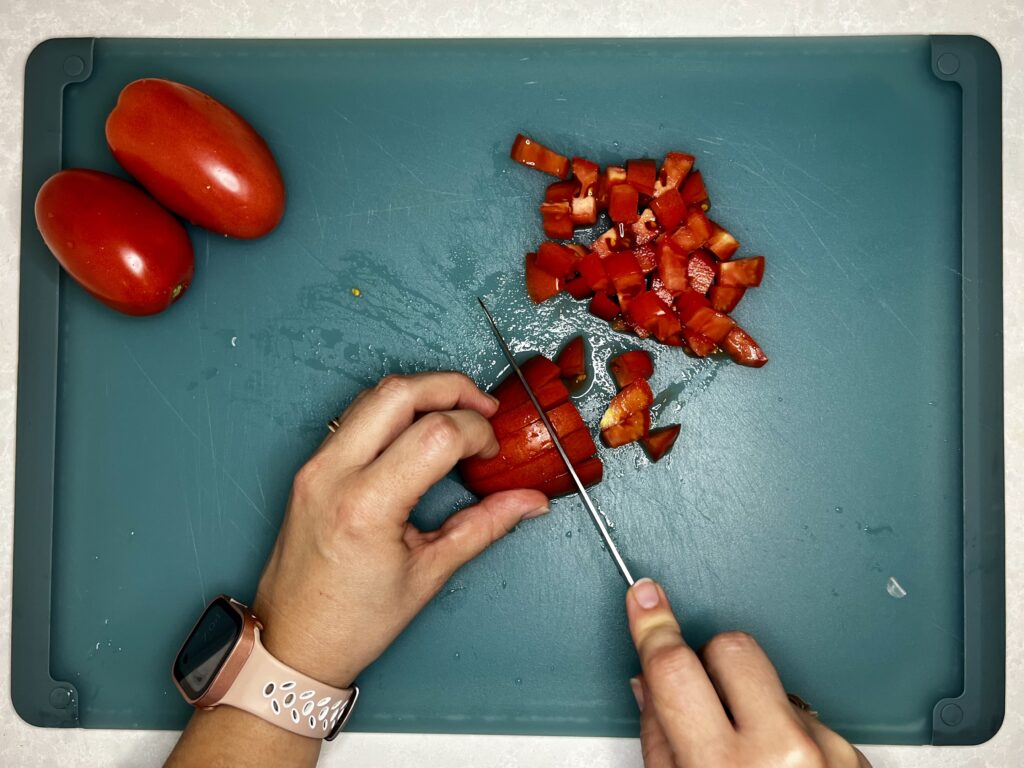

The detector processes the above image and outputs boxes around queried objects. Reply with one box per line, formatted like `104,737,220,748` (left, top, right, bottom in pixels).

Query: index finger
321,372,499,468
626,579,734,764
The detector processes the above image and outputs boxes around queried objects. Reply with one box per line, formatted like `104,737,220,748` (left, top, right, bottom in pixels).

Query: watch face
173,597,244,700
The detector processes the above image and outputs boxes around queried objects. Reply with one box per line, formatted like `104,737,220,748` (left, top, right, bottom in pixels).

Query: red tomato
510,134,570,178
641,424,681,462
35,169,194,316
525,252,562,303
459,354,602,497
556,336,587,386
609,350,654,389
106,79,285,239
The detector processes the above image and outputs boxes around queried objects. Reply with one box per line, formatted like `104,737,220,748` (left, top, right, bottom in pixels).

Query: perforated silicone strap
220,627,356,739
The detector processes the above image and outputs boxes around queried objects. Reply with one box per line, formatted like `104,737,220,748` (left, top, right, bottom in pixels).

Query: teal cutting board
14,37,1003,745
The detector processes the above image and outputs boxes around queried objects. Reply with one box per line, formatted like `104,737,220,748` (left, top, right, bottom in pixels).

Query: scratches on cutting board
331,106,427,187
123,344,200,441
184,509,207,608
877,298,923,346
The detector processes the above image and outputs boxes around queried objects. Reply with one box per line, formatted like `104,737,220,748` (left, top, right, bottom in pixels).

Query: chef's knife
477,298,635,586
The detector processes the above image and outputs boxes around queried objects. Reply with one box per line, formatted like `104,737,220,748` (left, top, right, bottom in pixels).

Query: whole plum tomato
35,169,194,316
106,78,285,239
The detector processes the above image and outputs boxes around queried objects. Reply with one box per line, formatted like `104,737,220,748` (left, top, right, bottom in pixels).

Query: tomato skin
106,79,285,239
35,169,194,316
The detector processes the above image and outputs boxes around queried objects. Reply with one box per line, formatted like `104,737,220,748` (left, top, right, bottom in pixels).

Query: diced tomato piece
649,188,688,230
577,250,610,293
596,165,627,209
600,379,654,431
656,238,689,295
683,327,717,357
626,159,657,197
650,275,674,305
609,350,654,388
556,336,587,386
605,250,645,299
612,314,653,340
674,290,711,324
572,157,599,195
535,241,578,279
545,180,576,203
525,252,562,303
565,243,588,260
669,209,712,253
634,242,658,273
686,305,735,343
525,252,563,303
708,285,746,313
688,250,717,295
722,325,768,367
570,196,598,226
641,424,680,462
520,354,562,388
653,152,695,197
492,372,569,413
626,290,683,345
591,225,622,259
706,220,740,261
629,208,662,246
534,456,603,497
510,133,569,178
609,184,640,223
564,276,592,300
588,292,620,321
539,201,574,239
601,409,651,448
681,169,709,208
718,256,765,288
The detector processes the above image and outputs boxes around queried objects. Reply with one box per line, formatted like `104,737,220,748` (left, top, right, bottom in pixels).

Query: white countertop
1,2,1021,766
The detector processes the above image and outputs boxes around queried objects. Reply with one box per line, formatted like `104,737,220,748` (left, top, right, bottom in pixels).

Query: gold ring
327,417,342,433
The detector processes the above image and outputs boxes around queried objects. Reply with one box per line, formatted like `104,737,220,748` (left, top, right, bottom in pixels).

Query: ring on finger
327,416,342,433
787,693,819,718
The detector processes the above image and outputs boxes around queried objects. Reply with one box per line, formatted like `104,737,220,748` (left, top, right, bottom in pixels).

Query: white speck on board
231,336,238,347
886,576,907,599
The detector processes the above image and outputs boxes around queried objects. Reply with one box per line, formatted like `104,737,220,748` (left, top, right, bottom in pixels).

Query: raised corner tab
930,35,1002,83
932,693,1005,746
25,37,95,87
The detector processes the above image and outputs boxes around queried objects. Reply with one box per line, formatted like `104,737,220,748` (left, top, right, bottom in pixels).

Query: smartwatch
172,595,359,740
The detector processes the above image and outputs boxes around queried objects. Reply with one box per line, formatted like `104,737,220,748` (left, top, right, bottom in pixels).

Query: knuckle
702,630,758,663
418,412,462,455
292,456,324,498
644,644,701,684
778,732,826,768
373,374,411,401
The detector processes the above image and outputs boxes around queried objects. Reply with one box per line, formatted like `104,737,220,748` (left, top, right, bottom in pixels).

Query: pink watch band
220,626,358,740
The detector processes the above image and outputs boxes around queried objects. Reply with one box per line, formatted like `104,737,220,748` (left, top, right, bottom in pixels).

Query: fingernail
486,394,501,408
629,677,644,712
632,578,660,609
521,504,550,520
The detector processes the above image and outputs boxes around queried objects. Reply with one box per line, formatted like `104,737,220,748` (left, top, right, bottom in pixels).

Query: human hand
626,578,871,768
252,372,549,688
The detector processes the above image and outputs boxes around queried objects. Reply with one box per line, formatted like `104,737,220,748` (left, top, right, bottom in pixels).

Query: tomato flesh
687,250,718,295
556,336,587,386
654,152,695,197
650,188,688,230
525,252,562,303
535,241,578,279
706,220,740,260
641,424,681,462
625,290,683,345
722,325,768,367
718,256,765,288
510,133,570,178
600,379,654,431
626,159,657,197
609,184,640,223
605,250,645,300
539,201,574,239
708,285,746,313
589,292,620,321
609,350,654,388
656,237,689,295
681,170,709,208
683,327,717,357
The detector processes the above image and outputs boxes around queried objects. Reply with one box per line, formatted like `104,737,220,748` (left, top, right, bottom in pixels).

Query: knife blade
477,298,635,586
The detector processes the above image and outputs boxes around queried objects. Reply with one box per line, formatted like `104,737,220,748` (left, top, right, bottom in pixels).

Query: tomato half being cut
459,354,602,497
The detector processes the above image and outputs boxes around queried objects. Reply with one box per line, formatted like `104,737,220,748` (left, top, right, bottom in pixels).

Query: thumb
418,489,549,585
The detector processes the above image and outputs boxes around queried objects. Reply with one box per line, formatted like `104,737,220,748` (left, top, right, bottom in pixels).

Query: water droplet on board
514,678,523,686
230,336,238,347
833,506,843,514
453,652,460,660
886,577,907,599
501,580,507,589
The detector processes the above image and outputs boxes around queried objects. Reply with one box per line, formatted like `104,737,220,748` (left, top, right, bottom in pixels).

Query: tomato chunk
556,336,587,386
625,290,683,345
601,410,651,448
634,243,658,274
535,241,578,279
570,157,600,226
609,350,654,388
545,180,575,203
681,170,709,208
578,250,611,293
605,250,645,299
626,159,657,197
687,250,718,295
686,305,735,343
629,208,663,246
539,200,574,239
650,188,688,230
708,285,746,313
656,237,689,295
525,252,562,303
588,292,620,321
535,456,604,497
718,256,765,288
670,209,713,253
510,133,570,178
609,184,640,224
641,424,681,462
722,325,768,367
706,220,740,261
600,379,654,432
596,165,627,210
654,152,695,197
564,276,593,300
683,327,717,357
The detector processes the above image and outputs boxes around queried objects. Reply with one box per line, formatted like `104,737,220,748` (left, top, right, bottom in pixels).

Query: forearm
165,705,321,768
